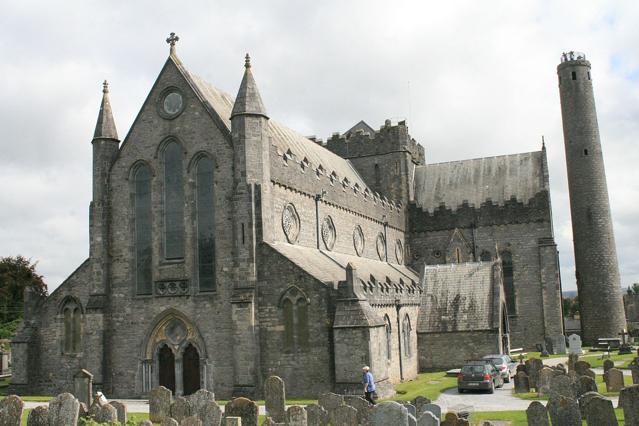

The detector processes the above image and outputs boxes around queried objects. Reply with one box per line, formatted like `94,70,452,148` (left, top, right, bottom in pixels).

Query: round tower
557,51,626,344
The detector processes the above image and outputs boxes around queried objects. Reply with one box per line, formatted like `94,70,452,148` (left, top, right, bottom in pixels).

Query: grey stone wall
418,330,501,370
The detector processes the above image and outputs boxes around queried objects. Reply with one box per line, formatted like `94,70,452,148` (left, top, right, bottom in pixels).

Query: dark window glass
385,316,392,360
64,308,72,353
164,142,185,260
571,71,577,80
73,307,81,352
196,158,215,291
135,165,153,295
296,298,309,348
501,251,516,315
402,315,412,357
283,299,294,350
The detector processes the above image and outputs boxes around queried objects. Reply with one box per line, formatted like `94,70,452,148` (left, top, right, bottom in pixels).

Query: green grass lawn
472,408,626,425
389,371,457,402
581,351,636,369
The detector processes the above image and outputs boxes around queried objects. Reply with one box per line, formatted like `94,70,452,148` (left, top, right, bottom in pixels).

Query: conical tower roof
93,80,119,140
231,54,268,119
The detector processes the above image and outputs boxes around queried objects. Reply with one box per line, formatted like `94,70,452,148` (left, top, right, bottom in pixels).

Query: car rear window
488,358,504,365
462,365,485,374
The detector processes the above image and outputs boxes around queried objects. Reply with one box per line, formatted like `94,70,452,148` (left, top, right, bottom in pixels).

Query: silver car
482,354,517,382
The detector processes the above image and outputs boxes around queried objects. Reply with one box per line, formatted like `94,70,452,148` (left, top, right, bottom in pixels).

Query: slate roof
413,151,546,212
344,120,377,137
417,261,500,333
176,59,370,191
93,81,118,140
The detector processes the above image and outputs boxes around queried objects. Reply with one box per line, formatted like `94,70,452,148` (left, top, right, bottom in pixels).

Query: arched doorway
183,343,201,395
158,344,176,393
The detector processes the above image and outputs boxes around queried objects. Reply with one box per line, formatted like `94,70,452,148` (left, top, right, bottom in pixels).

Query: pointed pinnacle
103,80,109,94
245,53,251,69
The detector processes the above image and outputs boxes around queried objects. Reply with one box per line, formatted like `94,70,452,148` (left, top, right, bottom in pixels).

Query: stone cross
620,329,629,344
166,32,179,54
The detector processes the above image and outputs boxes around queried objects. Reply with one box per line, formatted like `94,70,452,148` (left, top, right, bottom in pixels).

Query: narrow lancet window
164,141,185,260
135,165,153,295
196,157,216,291
501,251,516,315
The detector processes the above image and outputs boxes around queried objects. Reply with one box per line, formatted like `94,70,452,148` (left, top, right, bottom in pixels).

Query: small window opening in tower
241,223,245,245
558,76,562,85
588,72,591,80
455,247,462,263
584,149,589,156
571,71,577,80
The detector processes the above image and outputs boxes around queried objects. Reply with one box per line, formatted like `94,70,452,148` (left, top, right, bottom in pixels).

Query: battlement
560,51,586,63
325,120,425,165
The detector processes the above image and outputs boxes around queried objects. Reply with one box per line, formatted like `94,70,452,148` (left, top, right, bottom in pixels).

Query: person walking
362,365,376,405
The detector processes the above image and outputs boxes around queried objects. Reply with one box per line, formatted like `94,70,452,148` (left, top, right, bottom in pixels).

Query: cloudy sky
1,0,638,293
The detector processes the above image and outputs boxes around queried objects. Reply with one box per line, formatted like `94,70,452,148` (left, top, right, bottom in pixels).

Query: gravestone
200,400,222,426
78,403,88,418
567,353,578,372
305,404,329,426
575,375,597,398
582,394,618,426
264,376,286,423
110,401,127,424
629,359,639,385
547,395,581,426
603,359,615,374
537,367,554,396
412,396,431,415
181,415,203,426
578,391,600,420
408,413,417,426
187,389,216,417
318,392,344,424
514,371,530,393
416,411,439,426
399,402,416,418
441,412,460,426
585,368,596,380
568,334,583,354
574,360,591,377
344,395,371,425
48,392,80,426
516,363,527,374
95,403,117,424
371,401,408,426
224,398,258,426
0,395,24,426
549,374,576,399
224,418,241,426
286,406,307,426
525,358,543,390
138,421,153,426
620,385,639,426
525,401,549,426
26,405,48,426
606,368,625,392
170,396,191,423
150,386,172,423
73,369,93,407
334,404,358,426
87,399,103,419
421,403,441,421
161,418,179,426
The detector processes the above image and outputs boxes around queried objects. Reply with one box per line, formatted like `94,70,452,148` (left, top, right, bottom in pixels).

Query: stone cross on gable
620,329,629,344
166,32,179,54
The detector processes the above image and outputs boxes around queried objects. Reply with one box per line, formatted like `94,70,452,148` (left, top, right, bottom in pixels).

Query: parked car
457,361,503,393
482,354,517,382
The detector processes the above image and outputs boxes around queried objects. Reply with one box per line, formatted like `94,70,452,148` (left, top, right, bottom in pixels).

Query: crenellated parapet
325,120,425,165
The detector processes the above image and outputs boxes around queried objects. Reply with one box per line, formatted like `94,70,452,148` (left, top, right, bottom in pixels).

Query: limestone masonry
12,37,573,398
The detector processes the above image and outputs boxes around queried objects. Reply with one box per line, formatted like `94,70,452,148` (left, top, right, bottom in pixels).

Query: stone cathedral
11,36,564,399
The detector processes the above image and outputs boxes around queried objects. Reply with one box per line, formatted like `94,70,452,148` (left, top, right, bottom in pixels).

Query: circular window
282,204,300,244
376,233,386,261
159,88,184,119
321,216,336,251
433,249,442,258
353,225,365,256
395,240,404,264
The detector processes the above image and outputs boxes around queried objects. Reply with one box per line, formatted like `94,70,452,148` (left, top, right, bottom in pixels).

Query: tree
0,256,48,324
627,283,639,295
563,296,580,317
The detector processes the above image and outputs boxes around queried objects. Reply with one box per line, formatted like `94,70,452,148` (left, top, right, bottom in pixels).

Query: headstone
200,400,223,426
286,406,307,426
537,367,554,396
620,385,639,425
575,375,598,398
549,374,576,399
408,413,417,426
416,411,439,426
525,358,543,390
334,405,358,426
224,398,258,426
567,353,579,373
110,401,128,424
170,396,191,424
26,406,48,426
161,418,179,426
606,368,625,392
574,360,592,377
412,396,431,416
48,392,80,426
138,421,153,426
78,403,88,418
305,404,329,426
547,395,581,426
371,401,408,426
585,368,596,380
603,359,615,373
0,395,23,426
514,371,530,393
182,415,203,426
568,334,583,354
400,402,416,418
344,395,371,425
525,401,549,426
441,412,459,426
187,389,216,416
582,394,618,426
420,403,441,421
264,376,286,423
516,363,527,374
150,386,173,423
95,403,118,424
225,418,241,426
578,391,600,420
318,392,344,423
73,369,93,407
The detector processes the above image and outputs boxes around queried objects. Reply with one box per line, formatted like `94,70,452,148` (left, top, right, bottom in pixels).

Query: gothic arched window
402,314,412,358
500,251,516,315
280,287,310,351
196,157,215,291
164,141,185,260
480,250,492,261
384,315,392,361
134,164,153,295
62,299,82,354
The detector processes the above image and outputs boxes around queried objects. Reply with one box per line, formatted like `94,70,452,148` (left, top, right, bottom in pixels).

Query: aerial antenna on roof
541,135,546,150
407,80,412,127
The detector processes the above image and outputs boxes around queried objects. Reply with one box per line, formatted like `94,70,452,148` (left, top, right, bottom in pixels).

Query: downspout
314,190,326,249
395,300,404,381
